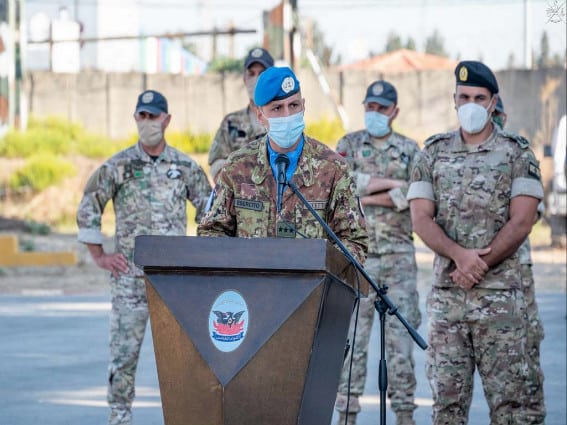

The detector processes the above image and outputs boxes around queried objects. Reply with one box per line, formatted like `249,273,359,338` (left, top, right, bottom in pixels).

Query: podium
134,236,367,425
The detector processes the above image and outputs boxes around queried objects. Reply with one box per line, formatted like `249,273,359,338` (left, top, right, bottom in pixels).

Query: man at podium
197,66,368,264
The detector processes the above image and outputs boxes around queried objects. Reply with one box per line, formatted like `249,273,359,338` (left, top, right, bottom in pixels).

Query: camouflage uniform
198,135,368,265
208,106,267,179
334,130,422,424
517,238,546,420
77,142,211,425
407,127,544,425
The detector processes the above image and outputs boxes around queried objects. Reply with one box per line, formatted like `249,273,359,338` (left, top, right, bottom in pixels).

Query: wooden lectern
134,236,367,425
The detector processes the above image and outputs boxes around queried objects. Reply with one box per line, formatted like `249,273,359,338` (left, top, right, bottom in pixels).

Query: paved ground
0,275,564,424
0,229,564,424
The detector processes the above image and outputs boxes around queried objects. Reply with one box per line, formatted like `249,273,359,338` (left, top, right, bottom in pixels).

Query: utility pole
282,0,292,66
7,0,15,129
524,0,533,69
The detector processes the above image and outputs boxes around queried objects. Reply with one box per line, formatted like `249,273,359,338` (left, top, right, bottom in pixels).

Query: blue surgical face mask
266,111,305,149
365,111,391,137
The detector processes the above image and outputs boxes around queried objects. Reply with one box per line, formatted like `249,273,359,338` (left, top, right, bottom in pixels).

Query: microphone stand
285,179,427,425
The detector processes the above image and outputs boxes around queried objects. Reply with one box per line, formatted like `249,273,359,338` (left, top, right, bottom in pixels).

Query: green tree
310,20,335,66
405,37,416,51
385,31,403,52
537,31,551,68
425,29,448,57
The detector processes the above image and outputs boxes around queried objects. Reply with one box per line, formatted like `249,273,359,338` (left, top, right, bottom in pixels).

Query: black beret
455,61,499,94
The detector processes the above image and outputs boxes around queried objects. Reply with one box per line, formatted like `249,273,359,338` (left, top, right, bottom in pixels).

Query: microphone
274,154,290,213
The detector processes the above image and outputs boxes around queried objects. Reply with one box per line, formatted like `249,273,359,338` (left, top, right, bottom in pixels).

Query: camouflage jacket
407,127,543,289
77,143,212,276
198,135,368,264
208,106,267,178
336,130,420,254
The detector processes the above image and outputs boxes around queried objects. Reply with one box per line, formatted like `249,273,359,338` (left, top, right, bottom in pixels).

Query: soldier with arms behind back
77,90,212,425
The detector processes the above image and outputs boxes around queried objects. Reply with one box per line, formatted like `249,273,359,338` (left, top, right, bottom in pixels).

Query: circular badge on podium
209,290,249,352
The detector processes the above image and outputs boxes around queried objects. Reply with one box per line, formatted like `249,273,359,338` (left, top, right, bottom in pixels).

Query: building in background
337,49,457,73
0,0,24,135
25,0,207,75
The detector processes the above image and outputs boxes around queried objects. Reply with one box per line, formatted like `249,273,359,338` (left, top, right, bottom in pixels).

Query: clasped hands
450,247,491,290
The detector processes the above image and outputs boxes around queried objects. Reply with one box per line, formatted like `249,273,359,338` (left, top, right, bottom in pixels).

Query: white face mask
457,100,493,134
137,118,164,147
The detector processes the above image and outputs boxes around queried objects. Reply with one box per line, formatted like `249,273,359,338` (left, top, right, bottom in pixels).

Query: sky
138,0,567,70
25,0,567,71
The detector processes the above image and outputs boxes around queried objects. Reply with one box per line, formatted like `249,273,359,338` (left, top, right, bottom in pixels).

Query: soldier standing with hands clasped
334,80,421,425
407,61,544,425
77,90,211,425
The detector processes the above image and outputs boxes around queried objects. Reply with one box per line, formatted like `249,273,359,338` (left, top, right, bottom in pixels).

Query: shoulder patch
500,130,530,148
424,132,451,146
528,161,541,179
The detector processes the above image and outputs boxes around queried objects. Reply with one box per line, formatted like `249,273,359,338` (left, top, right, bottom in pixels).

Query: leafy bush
167,130,212,154
0,127,74,157
305,116,346,147
0,116,213,159
76,133,132,158
208,57,244,73
9,154,77,192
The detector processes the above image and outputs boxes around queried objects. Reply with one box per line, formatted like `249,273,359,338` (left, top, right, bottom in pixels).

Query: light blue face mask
365,111,391,137
266,111,306,149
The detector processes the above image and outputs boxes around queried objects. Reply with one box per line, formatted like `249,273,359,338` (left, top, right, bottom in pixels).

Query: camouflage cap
455,60,499,94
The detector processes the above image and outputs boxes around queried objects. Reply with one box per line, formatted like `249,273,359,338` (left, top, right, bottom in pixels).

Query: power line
27,27,256,44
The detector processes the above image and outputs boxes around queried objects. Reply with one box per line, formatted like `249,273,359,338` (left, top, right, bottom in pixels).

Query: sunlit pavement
0,290,564,425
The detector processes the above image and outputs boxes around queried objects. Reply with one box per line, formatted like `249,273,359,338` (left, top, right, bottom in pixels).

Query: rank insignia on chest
133,169,144,179
400,152,409,164
362,149,371,157
277,221,296,238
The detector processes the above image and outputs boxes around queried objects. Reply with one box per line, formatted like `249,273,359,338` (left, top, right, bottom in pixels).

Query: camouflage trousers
336,253,421,416
520,264,546,422
426,286,540,425
107,275,149,425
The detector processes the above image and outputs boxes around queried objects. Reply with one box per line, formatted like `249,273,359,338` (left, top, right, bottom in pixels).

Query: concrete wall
22,67,566,148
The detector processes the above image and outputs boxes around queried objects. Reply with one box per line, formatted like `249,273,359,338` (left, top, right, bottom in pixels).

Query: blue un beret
455,60,499,94
254,66,301,107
